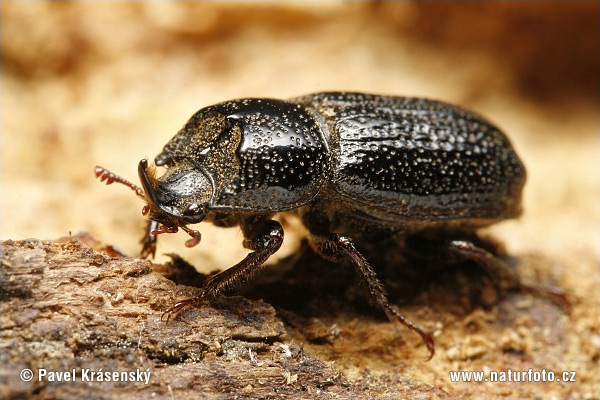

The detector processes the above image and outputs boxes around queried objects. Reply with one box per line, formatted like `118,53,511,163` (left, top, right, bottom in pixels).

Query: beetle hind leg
308,233,435,360
445,240,568,308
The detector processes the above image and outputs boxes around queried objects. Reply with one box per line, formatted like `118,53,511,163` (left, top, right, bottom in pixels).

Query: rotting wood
1,235,595,399
0,237,351,400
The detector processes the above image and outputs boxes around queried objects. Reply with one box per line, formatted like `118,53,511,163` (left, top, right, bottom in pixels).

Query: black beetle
95,92,527,359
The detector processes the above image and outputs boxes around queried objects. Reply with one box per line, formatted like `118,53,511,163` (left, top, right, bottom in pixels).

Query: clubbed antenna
95,166,145,199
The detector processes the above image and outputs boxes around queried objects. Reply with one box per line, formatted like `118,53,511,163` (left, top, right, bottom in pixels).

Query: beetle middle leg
306,232,435,359
162,216,284,320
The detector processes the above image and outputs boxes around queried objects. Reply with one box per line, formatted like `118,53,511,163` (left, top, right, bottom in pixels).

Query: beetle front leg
140,220,159,259
308,233,435,360
162,217,284,320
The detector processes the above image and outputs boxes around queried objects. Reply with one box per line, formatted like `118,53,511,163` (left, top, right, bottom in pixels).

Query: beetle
95,92,527,359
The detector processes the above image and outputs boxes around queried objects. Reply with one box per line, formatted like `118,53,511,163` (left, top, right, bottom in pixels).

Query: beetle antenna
95,166,145,199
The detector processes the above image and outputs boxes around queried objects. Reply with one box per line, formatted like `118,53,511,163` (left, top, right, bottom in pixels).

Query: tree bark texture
1,236,597,399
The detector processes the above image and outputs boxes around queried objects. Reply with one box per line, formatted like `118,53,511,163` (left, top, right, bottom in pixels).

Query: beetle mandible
95,92,526,359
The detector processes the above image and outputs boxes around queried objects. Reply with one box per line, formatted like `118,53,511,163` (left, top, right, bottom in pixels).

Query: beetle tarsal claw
161,294,206,322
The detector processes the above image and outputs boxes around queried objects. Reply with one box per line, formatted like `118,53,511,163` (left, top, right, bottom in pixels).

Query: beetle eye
184,203,201,215
182,203,206,224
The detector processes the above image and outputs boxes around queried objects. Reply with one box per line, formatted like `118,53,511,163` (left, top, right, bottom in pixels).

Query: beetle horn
138,159,165,212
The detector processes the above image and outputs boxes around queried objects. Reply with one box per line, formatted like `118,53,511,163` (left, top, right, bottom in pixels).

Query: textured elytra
295,93,526,220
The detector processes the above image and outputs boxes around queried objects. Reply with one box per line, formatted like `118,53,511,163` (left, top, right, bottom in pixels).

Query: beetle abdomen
298,92,525,220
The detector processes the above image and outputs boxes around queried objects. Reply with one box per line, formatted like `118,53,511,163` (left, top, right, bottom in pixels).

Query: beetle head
138,159,214,227
95,159,213,248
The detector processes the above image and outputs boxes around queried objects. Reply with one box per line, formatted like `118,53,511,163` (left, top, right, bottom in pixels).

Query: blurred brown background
1,2,598,398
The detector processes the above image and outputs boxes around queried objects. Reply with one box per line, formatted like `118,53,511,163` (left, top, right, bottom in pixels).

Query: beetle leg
446,240,568,308
141,221,178,258
162,217,284,321
140,220,159,259
308,233,435,360
204,218,283,296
